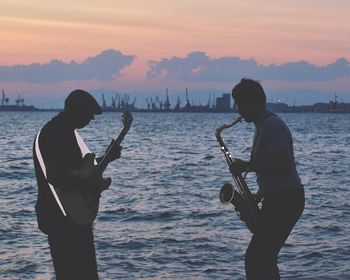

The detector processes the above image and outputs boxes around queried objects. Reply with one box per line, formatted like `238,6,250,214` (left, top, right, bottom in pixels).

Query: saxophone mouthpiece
215,115,243,137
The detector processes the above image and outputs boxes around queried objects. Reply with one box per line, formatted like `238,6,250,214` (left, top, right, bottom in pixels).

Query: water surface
0,112,349,279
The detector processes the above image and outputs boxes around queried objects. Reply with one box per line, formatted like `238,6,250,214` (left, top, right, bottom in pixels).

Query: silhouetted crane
101,94,106,109
185,88,191,108
174,96,181,110
164,88,171,110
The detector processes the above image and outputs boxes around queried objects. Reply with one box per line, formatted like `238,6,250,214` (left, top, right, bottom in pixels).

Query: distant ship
0,89,38,111
266,101,291,113
312,94,350,113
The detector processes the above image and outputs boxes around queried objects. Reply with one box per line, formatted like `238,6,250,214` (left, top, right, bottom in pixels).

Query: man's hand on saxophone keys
229,159,251,176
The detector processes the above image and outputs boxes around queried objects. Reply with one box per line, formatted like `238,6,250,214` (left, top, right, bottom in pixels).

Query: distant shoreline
1,98,350,114
2,91,350,113
1,107,350,113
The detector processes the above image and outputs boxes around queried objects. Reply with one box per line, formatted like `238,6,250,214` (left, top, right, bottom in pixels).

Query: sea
0,111,349,280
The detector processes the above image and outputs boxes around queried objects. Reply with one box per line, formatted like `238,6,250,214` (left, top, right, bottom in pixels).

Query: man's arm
39,130,90,189
230,148,293,176
45,155,90,189
231,118,294,176
249,148,294,175
96,140,122,164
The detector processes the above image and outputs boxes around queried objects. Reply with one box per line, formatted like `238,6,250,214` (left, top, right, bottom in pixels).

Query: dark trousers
245,187,305,280
48,225,98,280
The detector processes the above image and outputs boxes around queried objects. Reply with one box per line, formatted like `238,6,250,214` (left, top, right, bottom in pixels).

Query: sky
1,0,350,108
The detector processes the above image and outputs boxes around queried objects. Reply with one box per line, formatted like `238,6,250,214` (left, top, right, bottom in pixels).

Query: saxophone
215,115,260,233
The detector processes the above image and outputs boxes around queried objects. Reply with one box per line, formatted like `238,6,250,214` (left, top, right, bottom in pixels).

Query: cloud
0,49,135,83
147,51,350,82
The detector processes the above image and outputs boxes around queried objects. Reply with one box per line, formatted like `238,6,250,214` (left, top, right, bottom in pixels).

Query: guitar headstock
122,111,133,131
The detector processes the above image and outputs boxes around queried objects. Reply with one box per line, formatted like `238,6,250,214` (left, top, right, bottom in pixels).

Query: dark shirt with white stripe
33,113,84,234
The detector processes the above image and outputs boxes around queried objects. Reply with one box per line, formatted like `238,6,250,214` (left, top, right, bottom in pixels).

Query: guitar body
56,112,133,226
56,153,108,226
56,186,100,226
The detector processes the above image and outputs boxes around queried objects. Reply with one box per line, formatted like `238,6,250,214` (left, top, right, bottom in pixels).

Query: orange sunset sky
1,0,350,107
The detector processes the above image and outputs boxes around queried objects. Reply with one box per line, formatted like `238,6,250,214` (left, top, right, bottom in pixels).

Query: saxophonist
229,78,305,280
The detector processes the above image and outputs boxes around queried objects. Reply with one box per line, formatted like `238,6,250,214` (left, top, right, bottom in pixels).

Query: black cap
64,89,102,115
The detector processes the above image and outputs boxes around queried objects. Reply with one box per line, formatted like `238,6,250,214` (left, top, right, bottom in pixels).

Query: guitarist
33,89,122,280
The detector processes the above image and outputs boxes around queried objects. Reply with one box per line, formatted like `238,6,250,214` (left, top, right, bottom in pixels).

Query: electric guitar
56,111,133,226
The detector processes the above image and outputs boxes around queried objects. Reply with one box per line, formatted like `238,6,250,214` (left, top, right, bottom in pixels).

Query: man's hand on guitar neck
97,139,122,163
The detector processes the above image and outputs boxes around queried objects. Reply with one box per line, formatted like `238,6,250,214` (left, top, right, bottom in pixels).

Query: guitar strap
34,129,96,217
35,131,67,216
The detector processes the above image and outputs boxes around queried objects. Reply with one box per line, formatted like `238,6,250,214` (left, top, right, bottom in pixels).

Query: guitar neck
96,128,129,174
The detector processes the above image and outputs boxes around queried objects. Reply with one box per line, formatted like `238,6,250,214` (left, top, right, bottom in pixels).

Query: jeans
245,187,305,280
48,225,98,280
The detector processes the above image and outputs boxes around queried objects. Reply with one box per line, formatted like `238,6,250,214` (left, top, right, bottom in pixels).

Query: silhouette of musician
33,89,122,279
230,79,305,280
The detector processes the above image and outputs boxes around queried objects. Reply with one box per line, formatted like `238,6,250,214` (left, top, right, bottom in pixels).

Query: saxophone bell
220,183,236,205
220,183,246,217
220,183,258,233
